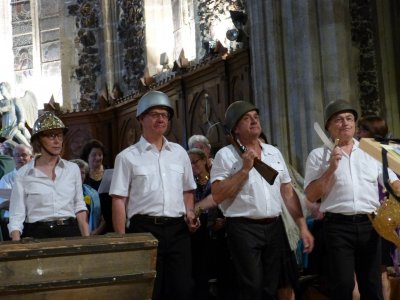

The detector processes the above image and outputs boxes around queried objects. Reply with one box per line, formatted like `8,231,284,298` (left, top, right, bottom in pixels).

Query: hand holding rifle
231,136,278,185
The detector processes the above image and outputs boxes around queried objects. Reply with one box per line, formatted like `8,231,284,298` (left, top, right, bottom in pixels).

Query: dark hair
259,132,268,144
81,139,105,161
357,115,388,138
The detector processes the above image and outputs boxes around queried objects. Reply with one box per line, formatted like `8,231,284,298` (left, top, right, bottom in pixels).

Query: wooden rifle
231,136,279,185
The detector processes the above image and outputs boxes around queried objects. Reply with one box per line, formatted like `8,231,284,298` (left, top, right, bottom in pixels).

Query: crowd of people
0,91,399,300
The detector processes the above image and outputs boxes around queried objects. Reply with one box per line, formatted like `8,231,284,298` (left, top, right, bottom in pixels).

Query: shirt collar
352,138,360,151
138,135,172,153
260,142,275,156
26,156,65,175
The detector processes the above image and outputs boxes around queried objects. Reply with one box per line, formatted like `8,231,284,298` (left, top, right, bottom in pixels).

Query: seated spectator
188,135,213,168
71,159,105,235
0,144,33,240
81,139,113,232
0,138,16,179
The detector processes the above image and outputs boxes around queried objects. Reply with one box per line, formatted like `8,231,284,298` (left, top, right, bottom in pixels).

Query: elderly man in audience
0,144,32,241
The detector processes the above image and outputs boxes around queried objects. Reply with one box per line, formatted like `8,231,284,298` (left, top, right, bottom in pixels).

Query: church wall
58,49,251,163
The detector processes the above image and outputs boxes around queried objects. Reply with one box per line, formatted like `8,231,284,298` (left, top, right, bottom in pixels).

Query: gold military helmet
31,111,68,139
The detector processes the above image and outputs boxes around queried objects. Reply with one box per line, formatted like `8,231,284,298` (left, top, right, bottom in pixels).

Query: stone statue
0,82,38,147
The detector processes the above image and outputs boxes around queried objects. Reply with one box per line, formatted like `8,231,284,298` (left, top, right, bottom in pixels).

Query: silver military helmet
31,111,68,139
324,99,358,129
136,91,174,120
224,101,259,133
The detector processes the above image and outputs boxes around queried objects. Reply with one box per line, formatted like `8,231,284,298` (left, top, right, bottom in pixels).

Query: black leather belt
131,214,184,225
35,217,77,227
227,216,279,224
324,212,370,223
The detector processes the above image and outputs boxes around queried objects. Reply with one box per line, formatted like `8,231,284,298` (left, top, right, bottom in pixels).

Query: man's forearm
212,169,249,204
305,168,336,202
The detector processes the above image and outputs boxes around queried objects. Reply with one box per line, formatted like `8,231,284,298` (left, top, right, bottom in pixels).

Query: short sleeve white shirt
211,143,291,218
0,169,17,218
109,136,196,218
8,158,87,234
304,139,398,214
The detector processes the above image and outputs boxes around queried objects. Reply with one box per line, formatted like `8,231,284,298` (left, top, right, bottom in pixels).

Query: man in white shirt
0,144,33,240
211,101,313,300
304,99,400,300
110,91,198,300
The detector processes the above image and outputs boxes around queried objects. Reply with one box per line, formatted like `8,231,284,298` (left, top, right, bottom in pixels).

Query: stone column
247,0,356,172
101,0,115,94
375,0,400,136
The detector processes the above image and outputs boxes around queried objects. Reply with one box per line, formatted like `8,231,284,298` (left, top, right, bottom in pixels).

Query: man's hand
185,209,200,233
329,145,342,172
241,149,257,172
300,227,314,253
11,230,21,241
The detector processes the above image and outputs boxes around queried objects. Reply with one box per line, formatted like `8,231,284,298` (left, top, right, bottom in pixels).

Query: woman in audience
81,139,113,232
188,135,213,169
71,159,105,235
189,147,237,300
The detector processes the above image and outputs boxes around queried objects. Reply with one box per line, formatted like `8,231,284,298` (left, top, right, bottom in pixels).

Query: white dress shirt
109,136,196,218
0,169,17,218
304,139,398,214
8,158,87,234
211,143,291,218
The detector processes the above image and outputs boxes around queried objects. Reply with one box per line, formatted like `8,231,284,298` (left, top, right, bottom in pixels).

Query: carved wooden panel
59,49,251,165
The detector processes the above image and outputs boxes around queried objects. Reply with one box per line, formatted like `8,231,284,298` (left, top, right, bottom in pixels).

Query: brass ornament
32,112,68,138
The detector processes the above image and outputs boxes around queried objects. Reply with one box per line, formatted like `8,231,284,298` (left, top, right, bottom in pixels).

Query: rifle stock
231,137,278,185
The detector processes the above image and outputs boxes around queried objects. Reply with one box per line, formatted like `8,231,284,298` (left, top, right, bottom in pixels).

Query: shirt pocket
134,165,158,193
25,183,52,207
360,160,378,183
166,164,184,192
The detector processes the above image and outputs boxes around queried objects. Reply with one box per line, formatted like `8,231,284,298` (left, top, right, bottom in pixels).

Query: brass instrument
365,143,400,248
369,195,400,249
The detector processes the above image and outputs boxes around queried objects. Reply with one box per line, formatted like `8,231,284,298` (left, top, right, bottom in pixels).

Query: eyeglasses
191,158,201,165
42,132,64,140
147,112,169,120
13,153,30,158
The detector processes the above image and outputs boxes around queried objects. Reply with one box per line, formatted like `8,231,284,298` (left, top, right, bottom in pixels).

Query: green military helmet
136,91,174,120
224,101,259,133
31,111,68,139
324,99,358,129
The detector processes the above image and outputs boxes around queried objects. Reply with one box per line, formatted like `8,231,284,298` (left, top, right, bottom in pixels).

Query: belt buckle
56,218,67,226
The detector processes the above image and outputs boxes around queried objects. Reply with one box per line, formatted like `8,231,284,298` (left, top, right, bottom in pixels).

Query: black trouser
0,219,10,241
129,215,194,300
323,213,382,300
23,218,81,239
225,216,285,300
